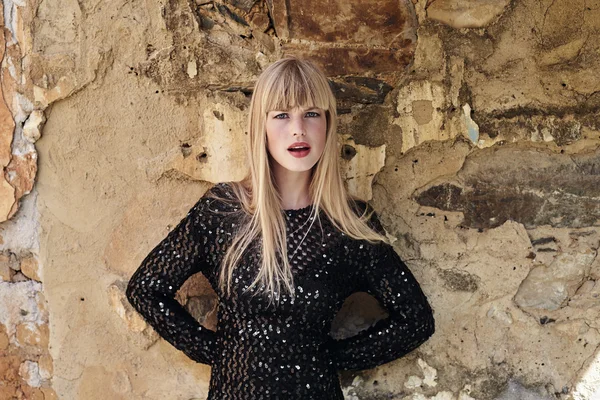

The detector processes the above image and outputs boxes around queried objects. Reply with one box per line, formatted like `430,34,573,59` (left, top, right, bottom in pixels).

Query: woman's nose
291,115,306,136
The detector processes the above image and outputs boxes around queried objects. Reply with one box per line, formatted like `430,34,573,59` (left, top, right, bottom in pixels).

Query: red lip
287,142,311,150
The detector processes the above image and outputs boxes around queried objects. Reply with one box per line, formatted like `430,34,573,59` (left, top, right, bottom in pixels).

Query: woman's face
265,106,327,175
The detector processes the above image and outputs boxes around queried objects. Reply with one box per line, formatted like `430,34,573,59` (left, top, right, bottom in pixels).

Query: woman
126,56,435,399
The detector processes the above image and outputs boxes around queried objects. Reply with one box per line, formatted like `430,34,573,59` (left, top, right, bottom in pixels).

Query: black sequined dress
126,183,435,399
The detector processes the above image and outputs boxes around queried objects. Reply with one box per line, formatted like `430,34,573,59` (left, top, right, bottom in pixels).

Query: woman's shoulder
207,181,233,196
199,182,243,213
203,181,239,200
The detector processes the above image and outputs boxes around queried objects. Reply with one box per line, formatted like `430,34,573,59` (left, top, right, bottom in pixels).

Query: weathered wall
0,0,599,399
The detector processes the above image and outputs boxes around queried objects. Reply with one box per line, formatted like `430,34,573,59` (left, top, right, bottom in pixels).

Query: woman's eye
274,113,288,119
306,111,320,117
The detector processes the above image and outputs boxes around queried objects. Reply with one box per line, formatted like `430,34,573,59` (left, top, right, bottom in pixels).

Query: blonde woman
126,57,435,399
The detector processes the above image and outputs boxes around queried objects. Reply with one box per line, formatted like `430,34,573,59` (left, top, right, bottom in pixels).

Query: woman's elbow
422,305,435,339
426,312,435,338
414,300,435,340
125,277,141,309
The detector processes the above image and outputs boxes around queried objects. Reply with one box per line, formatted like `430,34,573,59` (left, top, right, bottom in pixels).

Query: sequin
125,182,435,399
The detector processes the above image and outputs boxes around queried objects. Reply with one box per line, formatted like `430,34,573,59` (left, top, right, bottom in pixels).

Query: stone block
22,111,45,143
392,80,450,153
40,387,58,400
415,146,600,229
427,0,510,29
20,255,41,282
0,258,13,282
18,360,41,388
0,324,8,350
107,283,148,333
515,250,596,311
281,44,415,77
38,354,53,380
16,322,49,348
268,0,416,47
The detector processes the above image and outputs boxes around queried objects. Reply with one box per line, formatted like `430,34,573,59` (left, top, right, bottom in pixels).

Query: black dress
126,182,435,399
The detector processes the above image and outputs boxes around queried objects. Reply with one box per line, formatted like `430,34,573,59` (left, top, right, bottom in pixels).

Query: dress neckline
283,204,314,217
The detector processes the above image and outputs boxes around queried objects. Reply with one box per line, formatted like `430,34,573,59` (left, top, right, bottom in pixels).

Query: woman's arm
125,183,230,366
330,205,435,371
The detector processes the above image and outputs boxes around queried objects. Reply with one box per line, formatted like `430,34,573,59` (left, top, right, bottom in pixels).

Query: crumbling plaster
0,0,599,399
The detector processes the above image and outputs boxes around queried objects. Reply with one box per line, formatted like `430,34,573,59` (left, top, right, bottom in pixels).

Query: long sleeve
125,184,231,367
330,205,435,371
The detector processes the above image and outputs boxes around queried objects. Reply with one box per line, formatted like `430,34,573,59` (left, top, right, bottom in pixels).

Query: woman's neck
273,169,313,210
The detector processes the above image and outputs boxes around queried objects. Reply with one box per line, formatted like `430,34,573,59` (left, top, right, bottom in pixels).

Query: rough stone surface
0,1,16,222
19,255,41,282
0,253,14,282
414,145,600,229
427,0,511,29
393,80,450,153
0,280,44,338
339,135,386,201
22,110,45,143
515,250,597,311
266,0,417,75
1,0,600,399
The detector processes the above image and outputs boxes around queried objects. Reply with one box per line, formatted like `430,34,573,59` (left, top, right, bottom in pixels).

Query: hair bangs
263,62,331,114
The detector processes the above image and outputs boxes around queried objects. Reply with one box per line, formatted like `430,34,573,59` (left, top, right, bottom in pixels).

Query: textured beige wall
1,0,599,399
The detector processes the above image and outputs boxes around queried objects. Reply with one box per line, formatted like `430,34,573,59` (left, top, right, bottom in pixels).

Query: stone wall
0,0,599,399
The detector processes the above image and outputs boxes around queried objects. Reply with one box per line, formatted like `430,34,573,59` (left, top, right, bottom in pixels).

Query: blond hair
211,56,388,306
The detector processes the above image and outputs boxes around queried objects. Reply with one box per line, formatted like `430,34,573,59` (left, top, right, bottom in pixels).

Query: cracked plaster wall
0,0,599,399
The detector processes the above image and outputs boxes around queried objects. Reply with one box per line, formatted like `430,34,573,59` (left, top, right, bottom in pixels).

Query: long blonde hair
211,56,388,306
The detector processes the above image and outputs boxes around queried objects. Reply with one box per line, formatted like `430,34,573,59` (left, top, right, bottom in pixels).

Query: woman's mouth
288,143,311,158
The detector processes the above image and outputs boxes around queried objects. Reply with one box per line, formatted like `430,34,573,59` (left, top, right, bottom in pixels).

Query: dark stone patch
199,15,215,30
338,105,393,147
414,146,600,229
213,110,224,120
572,151,600,175
540,316,556,325
416,183,464,211
283,44,415,76
269,0,416,75
485,105,600,120
330,292,388,345
475,105,600,145
330,77,393,106
142,0,263,95
165,0,198,40
570,230,596,237
531,237,556,246
442,26,496,60
438,269,479,292
180,142,192,157
537,248,557,252
341,144,357,160
477,113,585,146
216,3,250,26
185,295,217,322
197,151,208,162
268,0,414,46
224,0,258,12
206,84,255,96
463,192,546,229
144,0,414,106
551,119,582,146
